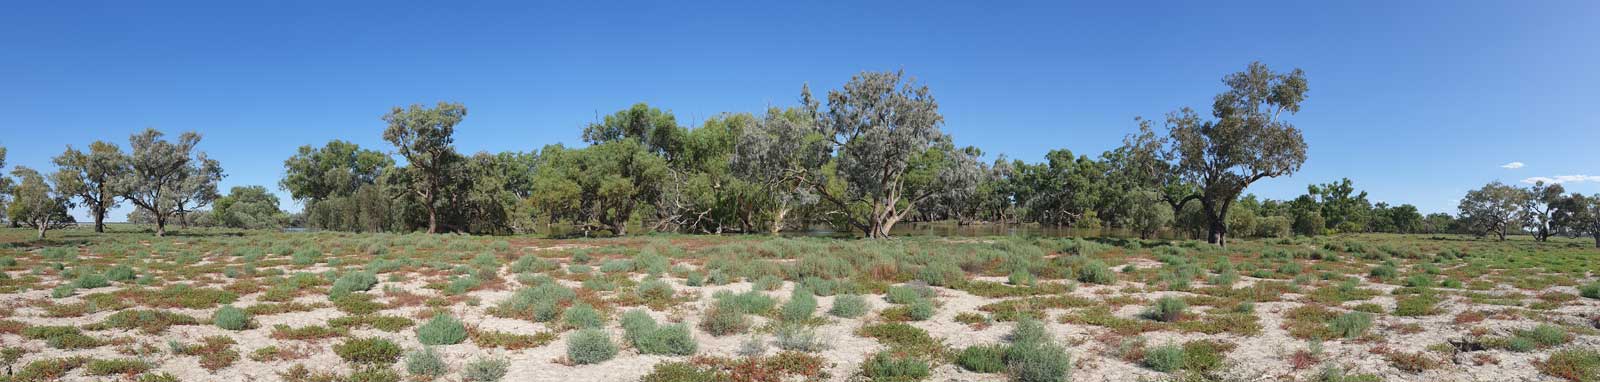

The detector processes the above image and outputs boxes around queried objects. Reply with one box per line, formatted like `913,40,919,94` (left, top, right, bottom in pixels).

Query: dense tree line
8,62,1591,246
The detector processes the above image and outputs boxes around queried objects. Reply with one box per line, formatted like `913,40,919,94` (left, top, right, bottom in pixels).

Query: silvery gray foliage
117,128,210,237
170,151,224,228
733,107,821,233
796,70,958,238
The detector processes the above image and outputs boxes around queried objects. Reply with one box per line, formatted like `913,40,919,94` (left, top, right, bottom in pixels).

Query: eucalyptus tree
1554,193,1600,248
281,140,395,231
118,128,204,237
733,107,822,234
170,153,224,227
51,142,127,232
212,185,287,229
1457,181,1528,241
381,102,467,234
1125,62,1310,246
8,166,74,239
1521,181,1566,242
1308,178,1370,232
1126,189,1174,239
792,70,962,238
0,146,10,225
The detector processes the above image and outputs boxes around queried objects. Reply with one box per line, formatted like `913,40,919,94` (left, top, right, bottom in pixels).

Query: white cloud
1500,162,1524,169
1521,175,1600,184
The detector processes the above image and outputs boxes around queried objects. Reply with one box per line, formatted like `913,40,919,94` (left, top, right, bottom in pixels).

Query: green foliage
830,294,870,318
335,337,403,364
774,323,827,352
1536,348,1600,382
566,328,618,365
781,287,818,322
1143,344,1185,372
1328,311,1373,339
416,314,468,345
699,304,750,336
861,351,931,382
1076,260,1115,284
213,305,251,331
74,272,109,289
461,357,511,382
562,303,605,329
105,265,136,281
1008,342,1072,382
1141,296,1187,322
956,344,1008,373
405,347,448,377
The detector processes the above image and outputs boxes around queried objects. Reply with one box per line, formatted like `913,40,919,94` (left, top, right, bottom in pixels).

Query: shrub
830,294,869,318
886,284,933,304
1008,319,1050,347
956,344,1008,373
1518,324,1570,348
85,358,153,375
781,288,818,322
637,278,675,302
774,324,827,352
640,362,727,382
1143,344,1185,372
1077,260,1116,284
1580,282,1600,299
562,303,605,329
1142,296,1187,322
75,273,109,289
51,284,76,299
330,271,379,299
1394,294,1440,317
713,290,777,314
861,351,930,382
213,305,251,331
621,310,658,344
405,347,448,377
335,337,403,364
638,323,697,356
1369,265,1397,279
1328,311,1373,339
461,357,511,382
699,305,749,336
566,329,618,365
492,283,575,322
105,265,136,281
1008,270,1035,286
416,314,467,345
1536,348,1600,382
1009,342,1072,382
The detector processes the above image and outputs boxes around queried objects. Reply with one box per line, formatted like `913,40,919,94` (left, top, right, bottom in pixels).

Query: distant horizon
4,1,1597,223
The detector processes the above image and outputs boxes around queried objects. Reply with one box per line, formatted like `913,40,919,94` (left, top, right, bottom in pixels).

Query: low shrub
774,323,827,352
781,288,818,322
829,294,869,318
405,347,447,377
416,314,468,345
461,356,510,382
1141,297,1186,322
213,305,251,331
562,303,605,329
334,337,403,364
861,351,930,382
566,329,618,365
329,271,379,299
1009,342,1072,382
1328,311,1373,339
1536,348,1600,382
700,305,750,336
1143,344,1185,372
956,344,1008,373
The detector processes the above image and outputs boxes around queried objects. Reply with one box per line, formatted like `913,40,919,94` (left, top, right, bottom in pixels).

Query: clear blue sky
3,1,1597,222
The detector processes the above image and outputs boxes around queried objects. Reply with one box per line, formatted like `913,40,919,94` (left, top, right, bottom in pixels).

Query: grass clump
700,303,751,336
1328,311,1373,339
620,309,698,356
329,271,379,299
1536,348,1600,382
774,323,828,352
416,314,468,345
334,337,403,364
1143,344,1185,372
1393,294,1441,316
566,328,618,365
562,303,605,329
1141,296,1187,322
860,351,930,382
84,358,153,376
213,305,251,330
955,344,1008,373
1077,260,1116,285
781,288,818,322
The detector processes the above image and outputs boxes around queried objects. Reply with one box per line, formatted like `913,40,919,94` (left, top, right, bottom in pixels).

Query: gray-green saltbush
213,305,250,331
1328,312,1373,339
461,356,510,382
566,329,618,364
416,314,467,345
829,294,869,318
562,303,605,329
780,288,817,322
1142,296,1187,322
1143,344,1185,372
330,271,379,299
405,347,447,377
773,323,827,352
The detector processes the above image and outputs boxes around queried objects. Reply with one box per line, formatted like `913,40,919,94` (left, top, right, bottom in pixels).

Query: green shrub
906,299,935,321
335,337,403,364
461,357,510,382
51,284,76,299
713,290,777,314
330,271,379,299
1141,296,1186,322
105,265,136,281
562,303,605,329
861,351,930,382
781,288,818,322
1580,282,1600,299
830,294,870,318
956,344,1008,373
699,305,749,336
774,323,827,352
753,275,783,291
637,278,675,302
1328,312,1373,339
416,314,467,345
1394,294,1440,316
566,329,618,365
1536,348,1600,382
1009,342,1072,382
1008,270,1035,286
640,362,726,382
639,323,697,356
1008,319,1050,347
1517,324,1570,348
85,358,153,376
405,347,448,377
886,284,933,304
1369,265,1397,279
620,309,658,344
292,248,322,266
213,305,251,331
1143,344,1185,372
75,273,109,289
1077,260,1116,285
493,283,575,322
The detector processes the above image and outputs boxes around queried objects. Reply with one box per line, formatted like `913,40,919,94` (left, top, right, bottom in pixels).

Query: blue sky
3,1,1597,221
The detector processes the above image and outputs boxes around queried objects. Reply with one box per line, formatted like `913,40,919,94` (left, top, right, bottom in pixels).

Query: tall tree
1553,193,1600,248
212,185,287,229
1308,178,1370,232
381,102,467,234
118,128,203,237
795,71,959,238
170,152,224,227
8,166,74,239
734,107,823,234
1521,181,1565,242
1132,62,1310,246
0,147,10,226
51,142,127,232
280,140,395,231
1457,181,1528,241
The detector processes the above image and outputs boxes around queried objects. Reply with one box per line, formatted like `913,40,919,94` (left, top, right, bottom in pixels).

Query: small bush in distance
405,347,447,377
461,356,511,382
829,294,869,318
416,314,467,345
213,305,251,331
334,337,403,365
566,329,618,365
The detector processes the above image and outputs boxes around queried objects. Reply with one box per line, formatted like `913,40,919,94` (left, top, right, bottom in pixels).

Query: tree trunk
770,207,790,236
37,223,47,240
154,214,167,237
1207,218,1228,247
93,208,105,233
611,221,627,236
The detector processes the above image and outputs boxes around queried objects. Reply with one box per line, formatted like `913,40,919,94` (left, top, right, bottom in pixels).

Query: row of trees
0,129,291,239
1458,180,1600,246
278,63,1317,246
